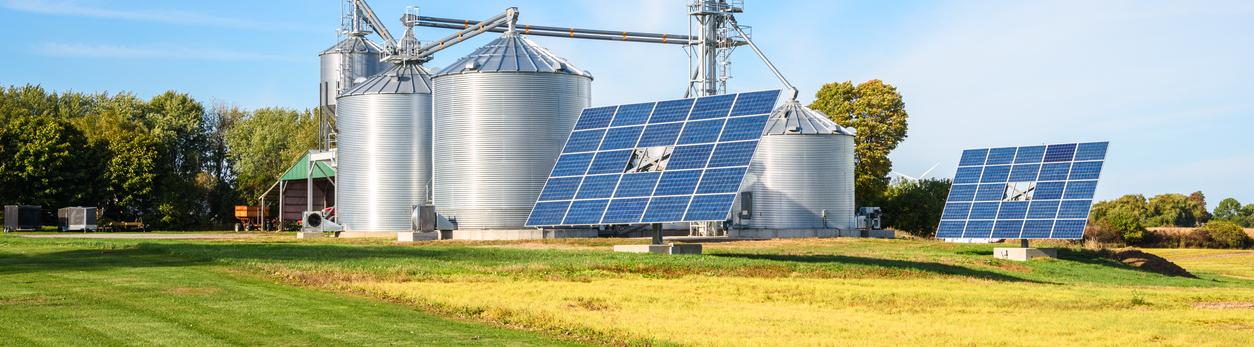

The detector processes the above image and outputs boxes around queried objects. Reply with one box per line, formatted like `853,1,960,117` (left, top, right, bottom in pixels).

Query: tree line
0,85,319,229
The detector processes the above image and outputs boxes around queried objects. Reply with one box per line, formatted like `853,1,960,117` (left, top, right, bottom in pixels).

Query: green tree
1146,193,1195,227
226,107,319,202
0,115,98,208
1213,198,1243,221
1243,204,1254,228
1195,220,1251,249
809,80,909,207
1088,194,1150,244
1188,191,1211,224
143,91,210,228
881,178,950,237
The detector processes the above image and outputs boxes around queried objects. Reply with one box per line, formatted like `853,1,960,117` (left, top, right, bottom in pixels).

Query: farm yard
2,234,1251,346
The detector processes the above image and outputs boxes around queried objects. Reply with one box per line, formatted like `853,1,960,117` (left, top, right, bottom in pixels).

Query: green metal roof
279,152,335,181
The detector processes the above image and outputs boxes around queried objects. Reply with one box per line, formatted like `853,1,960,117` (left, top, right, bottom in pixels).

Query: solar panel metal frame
937,142,1109,240
526,90,782,227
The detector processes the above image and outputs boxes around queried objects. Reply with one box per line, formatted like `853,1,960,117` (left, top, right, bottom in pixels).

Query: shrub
1084,220,1124,245
1104,207,1146,244
1197,221,1251,249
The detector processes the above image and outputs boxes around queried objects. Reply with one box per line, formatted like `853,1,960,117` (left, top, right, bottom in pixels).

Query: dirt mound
1113,249,1197,278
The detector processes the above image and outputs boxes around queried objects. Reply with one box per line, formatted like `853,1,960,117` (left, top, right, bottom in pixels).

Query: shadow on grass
0,247,207,274
710,253,1038,283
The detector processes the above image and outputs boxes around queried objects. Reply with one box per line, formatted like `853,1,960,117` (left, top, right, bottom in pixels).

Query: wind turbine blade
919,163,940,178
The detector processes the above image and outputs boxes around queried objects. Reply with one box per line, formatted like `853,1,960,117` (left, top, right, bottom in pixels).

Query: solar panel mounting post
651,223,664,245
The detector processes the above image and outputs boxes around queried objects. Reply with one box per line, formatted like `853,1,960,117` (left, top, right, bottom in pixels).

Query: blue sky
2,0,1252,203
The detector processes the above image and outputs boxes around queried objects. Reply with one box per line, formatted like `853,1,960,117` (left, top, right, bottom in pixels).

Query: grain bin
319,34,392,109
736,101,856,231
432,32,592,233
335,62,433,232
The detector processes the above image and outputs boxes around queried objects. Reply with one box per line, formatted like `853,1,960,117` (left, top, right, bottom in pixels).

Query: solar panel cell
1021,220,1054,238
947,184,978,202
599,126,643,151
1014,146,1046,163
729,90,781,116
720,115,769,142
1057,200,1092,219
574,106,615,130
641,196,690,222
615,172,660,198
981,165,1012,183
1034,181,1066,200
1063,180,1097,199
689,94,735,120
707,141,758,168
1068,161,1103,180
992,220,1025,238
637,123,683,147
552,153,594,177
650,99,694,123
937,221,966,238
611,103,654,127
954,167,984,184
1051,220,1086,238
564,129,605,153
539,177,581,201
563,199,609,225
601,198,649,224
1026,200,1060,219
1008,164,1040,182
969,202,1000,219
963,220,994,238
526,201,570,226
576,174,620,199
654,170,702,196
959,149,989,166
975,184,1006,201
696,167,748,194
942,203,972,220
1043,143,1077,162
586,150,632,175
997,201,1029,219
1038,162,1071,181
677,119,725,145
986,147,1017,165
1074,142,1108,161
667,144,715,170
684,194,736,221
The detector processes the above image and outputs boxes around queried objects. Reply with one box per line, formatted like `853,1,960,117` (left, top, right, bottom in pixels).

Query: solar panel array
525,90,782,227
936,142,1109,239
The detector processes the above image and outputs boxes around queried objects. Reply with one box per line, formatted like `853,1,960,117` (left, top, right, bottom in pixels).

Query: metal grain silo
320,34,391,109
432,32,592,234
335,62,433,232
736,101,857,231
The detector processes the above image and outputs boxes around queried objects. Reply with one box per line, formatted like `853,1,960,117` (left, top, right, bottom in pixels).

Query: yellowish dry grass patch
348,276,1254,346
1146,248,1254,280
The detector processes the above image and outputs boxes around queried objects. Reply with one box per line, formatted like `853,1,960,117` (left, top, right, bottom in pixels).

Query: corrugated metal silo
320,34,392,108
432,32,592,232
738,101,857,230
335,63,433,232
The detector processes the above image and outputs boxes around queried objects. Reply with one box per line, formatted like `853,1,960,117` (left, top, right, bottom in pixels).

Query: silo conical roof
320,34,385,56
763,101,855,136
341,63,433,96
434,32,592,78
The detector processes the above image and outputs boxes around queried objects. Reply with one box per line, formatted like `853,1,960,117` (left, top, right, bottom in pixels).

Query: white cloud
35,42,300,62
2,0,307,31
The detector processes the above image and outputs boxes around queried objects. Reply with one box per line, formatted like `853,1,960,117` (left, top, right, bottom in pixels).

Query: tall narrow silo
335,62,433,233
432,32,592,236
735,101,857,233
319,34,392,110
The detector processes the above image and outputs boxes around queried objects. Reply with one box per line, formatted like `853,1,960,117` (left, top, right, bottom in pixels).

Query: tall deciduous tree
881,178,950,237
226,107,319,202
809,80,909,207
1147,193,1196,227
1188,191,1211,224
0,115,97,208
1213,198,1243,221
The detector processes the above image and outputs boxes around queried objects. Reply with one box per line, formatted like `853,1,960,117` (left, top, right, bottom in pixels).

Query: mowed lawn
0,237,578,346
3,235,1253,346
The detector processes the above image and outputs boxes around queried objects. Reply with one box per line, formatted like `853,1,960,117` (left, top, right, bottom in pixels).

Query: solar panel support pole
652,223,664,245
1020,239,1029,248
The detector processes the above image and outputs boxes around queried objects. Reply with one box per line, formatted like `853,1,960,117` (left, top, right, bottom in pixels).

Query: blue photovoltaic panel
526,90,782,226
937,142,1109,240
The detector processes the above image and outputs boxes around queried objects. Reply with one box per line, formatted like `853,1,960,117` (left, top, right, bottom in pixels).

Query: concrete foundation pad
335,231,394,239
993,247,1058,261
396,232,438,242
727,229,895,239
295,232,325,239
612,243,703,255
449,229,599,240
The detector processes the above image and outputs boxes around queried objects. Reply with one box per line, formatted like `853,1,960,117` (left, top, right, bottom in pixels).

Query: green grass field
2,234,1251,346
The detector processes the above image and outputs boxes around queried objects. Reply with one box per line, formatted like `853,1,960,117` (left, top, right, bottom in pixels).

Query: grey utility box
57,207,97,232
3,205,41,232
